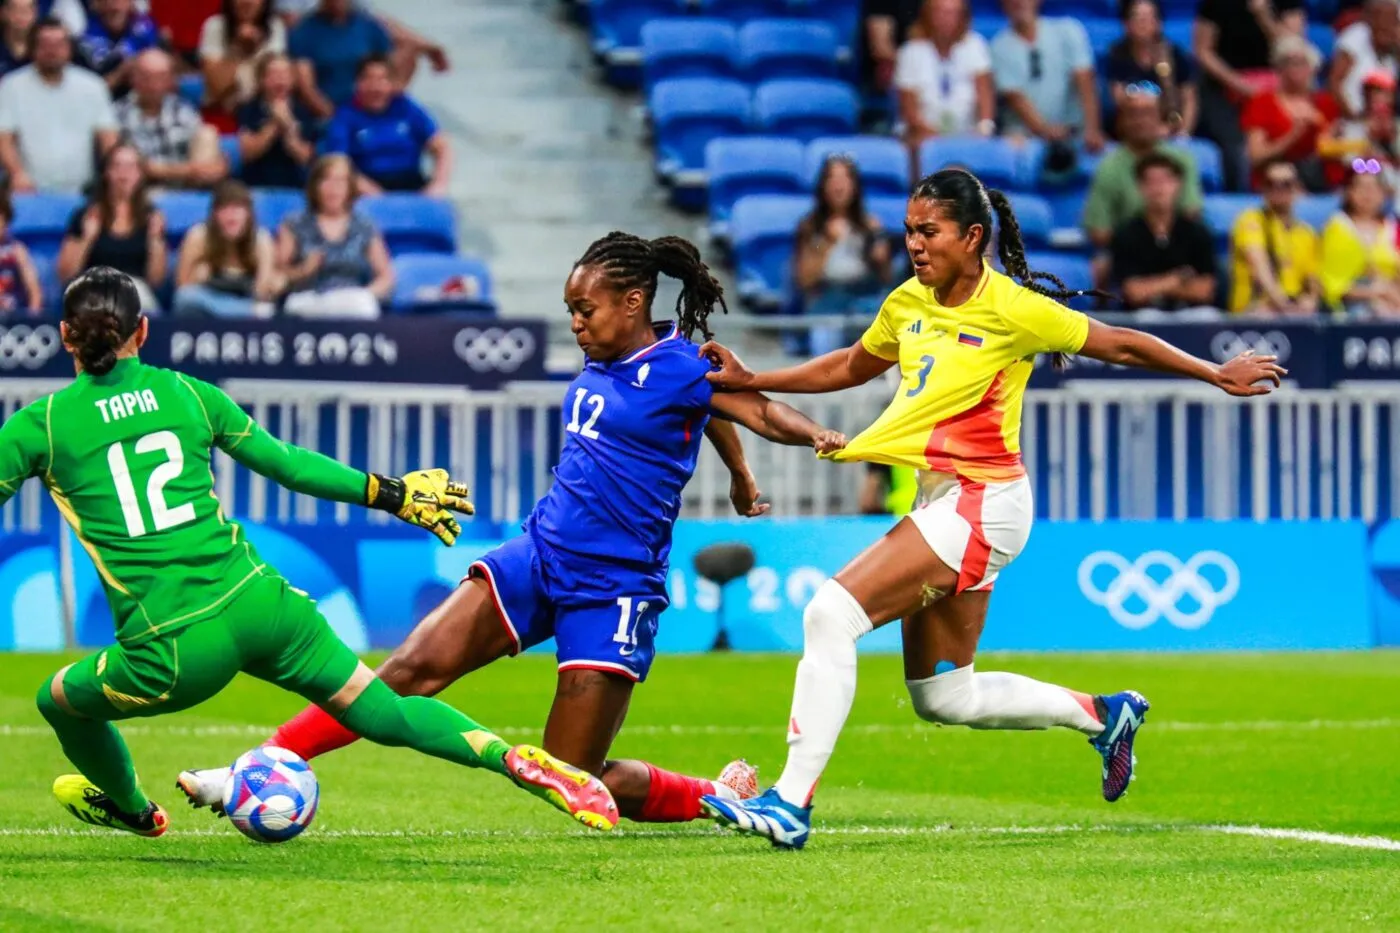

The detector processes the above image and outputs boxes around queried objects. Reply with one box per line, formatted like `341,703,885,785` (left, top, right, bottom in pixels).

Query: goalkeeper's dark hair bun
62,266,142,376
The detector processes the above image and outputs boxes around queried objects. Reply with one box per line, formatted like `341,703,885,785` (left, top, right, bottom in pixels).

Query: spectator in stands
116,49,228,190
0,191,45,314
77,0,160,97
1109,153,1217,310
1319,161,1400,314
277,153,392,317
0,0,36,79
1083,85,1204,249
200,0,288,133
1241,36,1339,193
0,17,119,193
276,0,448,81
174,179,280,317
57,142,166,309
1330,0,1400,119
792,155,892,355
322,53,449,195
990,0,1104,155
895,0,995,150
1228,157,1319,314
148,0,222,67
1195,0,1306,192
237,51,315,188
289,0,390,119
1105,0,1197,137
862,0,923,96
1320,69,1400,186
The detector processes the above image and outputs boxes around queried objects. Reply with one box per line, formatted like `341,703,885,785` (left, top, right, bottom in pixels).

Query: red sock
637,763,715,823
264,705,360,761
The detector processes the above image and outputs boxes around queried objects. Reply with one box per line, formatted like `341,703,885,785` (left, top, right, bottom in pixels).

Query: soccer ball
221,746,319,843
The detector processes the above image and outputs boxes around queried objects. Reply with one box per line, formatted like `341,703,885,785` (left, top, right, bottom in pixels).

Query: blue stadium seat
1203,193,1259,247
154,190,212,249
641,19,737,91
705,136,807,236
738,19,841,81
783,0,860,54
729,193,809,307
219,134,241,177
865,193,907,232
696,0,791,20
1083,18,1123,61
1308,23,1334,61
1004,193,1054,248
1157,0,1199,18
391,253,495,313
11,193,82,263
650,78,751,183
253,188,305,230
360,194,458,255
805,135,910,197
918,137,1023,190
971,14,1008,39
1162,18,1193,53
1022,251,1095,306
590,0,683,83
1297,193,1341,232
753,79,858,143
30,251,57,312
178,73,204,107
1175,138,1223,193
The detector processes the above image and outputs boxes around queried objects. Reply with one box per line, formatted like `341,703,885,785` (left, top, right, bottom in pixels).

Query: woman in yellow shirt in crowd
1229,158,1321,314
1319,160,1400,316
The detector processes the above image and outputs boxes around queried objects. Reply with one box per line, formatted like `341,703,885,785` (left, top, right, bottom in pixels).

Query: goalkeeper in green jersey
0,267,618,837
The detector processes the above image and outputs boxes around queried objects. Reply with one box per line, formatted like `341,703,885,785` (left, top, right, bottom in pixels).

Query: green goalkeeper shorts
56,575,361,722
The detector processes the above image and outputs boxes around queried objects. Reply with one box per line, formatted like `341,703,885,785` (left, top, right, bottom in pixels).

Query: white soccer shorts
907,471,1034,593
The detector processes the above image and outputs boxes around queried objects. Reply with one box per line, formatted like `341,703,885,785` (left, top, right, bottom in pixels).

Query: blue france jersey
528,322,714,568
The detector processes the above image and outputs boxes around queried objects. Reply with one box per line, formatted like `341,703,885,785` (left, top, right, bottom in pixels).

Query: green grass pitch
0,650,1396,931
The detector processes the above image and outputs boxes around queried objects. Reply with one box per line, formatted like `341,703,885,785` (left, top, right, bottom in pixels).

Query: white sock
906,664,1103,735
773,580,872,807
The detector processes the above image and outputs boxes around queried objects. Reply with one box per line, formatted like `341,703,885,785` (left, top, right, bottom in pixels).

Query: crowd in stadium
0,0,461,317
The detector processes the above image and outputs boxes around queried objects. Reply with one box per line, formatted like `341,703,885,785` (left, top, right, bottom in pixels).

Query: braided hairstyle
574,232,728,342
911,169,1111,367
62,267,143,376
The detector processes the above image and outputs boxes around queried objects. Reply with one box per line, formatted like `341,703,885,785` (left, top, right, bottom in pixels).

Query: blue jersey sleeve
409,98,438,143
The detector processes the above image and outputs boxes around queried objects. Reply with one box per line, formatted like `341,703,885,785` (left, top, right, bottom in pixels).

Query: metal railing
5,379,1400,534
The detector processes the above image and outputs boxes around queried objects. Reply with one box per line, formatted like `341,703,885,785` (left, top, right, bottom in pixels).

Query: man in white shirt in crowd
1330,0,1399,119
990,0,1104,151
0,16,118,192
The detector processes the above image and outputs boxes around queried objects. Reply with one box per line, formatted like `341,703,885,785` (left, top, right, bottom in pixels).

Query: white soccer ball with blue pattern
221,746,319,843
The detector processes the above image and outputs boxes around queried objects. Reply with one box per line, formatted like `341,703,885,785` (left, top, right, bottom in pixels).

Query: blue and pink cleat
1091,690,1150,802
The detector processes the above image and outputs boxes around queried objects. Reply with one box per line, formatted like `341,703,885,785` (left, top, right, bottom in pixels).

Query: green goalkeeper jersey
0,357,371,646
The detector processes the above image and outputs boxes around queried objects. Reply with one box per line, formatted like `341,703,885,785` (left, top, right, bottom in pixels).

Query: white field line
0,718,1396,739
0,822,1394,851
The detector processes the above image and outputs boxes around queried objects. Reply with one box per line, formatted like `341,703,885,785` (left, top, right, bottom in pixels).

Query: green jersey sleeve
0,396,51,508
178,375,370,505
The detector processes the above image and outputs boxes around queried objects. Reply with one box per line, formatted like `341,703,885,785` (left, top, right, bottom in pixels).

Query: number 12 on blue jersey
566,388,604,439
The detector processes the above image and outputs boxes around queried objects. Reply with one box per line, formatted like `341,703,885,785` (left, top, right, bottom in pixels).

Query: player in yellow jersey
697,168,1286,848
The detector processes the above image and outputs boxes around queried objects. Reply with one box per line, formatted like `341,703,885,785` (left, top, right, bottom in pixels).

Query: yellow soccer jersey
826,265,1089,483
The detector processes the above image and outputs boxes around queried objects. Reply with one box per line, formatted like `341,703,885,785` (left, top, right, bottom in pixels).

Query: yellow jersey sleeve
998,284,1090,355
1233,210,1266,251
859,291,902,361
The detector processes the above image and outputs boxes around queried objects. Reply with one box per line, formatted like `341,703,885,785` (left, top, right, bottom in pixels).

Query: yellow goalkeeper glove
366,468,475,546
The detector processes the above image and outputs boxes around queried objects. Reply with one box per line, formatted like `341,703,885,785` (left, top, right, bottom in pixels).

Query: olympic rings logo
1077,550,1240,630
0,324,61,370
453,327,536,373
1209,329,1291,364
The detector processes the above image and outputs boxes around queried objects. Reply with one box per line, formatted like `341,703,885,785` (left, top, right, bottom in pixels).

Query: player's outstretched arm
1077,320,1287,397
699,339,894,394
704,419,769,517
710,391,847,452
183,376,473,544
0,399,48,509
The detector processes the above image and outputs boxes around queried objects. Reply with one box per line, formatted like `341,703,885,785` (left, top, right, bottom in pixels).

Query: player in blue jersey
179,232,845,824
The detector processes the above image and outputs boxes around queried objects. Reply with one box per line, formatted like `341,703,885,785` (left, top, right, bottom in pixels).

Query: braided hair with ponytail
574,232,728,341
62,266,143,376
911,169,1112,366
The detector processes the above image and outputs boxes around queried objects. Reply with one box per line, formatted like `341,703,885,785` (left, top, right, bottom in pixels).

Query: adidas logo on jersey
907,321,922,334
632,362,651,389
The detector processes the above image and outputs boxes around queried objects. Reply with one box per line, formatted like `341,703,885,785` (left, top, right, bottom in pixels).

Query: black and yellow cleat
53,775,169,837
504,745,618,831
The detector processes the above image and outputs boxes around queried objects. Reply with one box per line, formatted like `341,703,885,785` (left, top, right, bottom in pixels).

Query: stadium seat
1202,193,1259,247
783,0,860,55
390,253,496,313
1308,23,1334,61
695,0,791,20
728,193,809,307
177,73,204,107
805,135,910,197
1297,193,1341,232
650,77,751,184
1022,250,1096,306
918,137,1023,190
865,193,907,232
30,250,57,312
1083,18,1123,61
11,192,82,263
1161,18,1194,54
753,79,858,143
738,19,841,81
1004,193,1054,248
253,188,305,230
705,136,807,237
218,135,241,177
1178,137,1223,193
641,19,737,91
590,0,682,83
970,14,1008,39
360,194,458,255
154,190,212,249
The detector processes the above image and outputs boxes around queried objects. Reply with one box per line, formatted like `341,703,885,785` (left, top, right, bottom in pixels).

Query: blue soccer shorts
467,533,669,682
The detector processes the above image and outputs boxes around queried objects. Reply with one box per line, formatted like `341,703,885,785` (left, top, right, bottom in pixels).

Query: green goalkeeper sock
36,676,150,814
340,678,511,776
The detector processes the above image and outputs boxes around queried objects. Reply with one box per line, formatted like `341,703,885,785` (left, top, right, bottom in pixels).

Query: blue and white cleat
701,786,812,849
1090,690,1150,802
